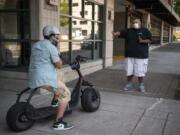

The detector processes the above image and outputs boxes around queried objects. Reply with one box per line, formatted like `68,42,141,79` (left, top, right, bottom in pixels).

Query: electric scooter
6,55,101,132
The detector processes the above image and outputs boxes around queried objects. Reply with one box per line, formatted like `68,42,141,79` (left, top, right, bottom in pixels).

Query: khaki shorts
41,71,71,103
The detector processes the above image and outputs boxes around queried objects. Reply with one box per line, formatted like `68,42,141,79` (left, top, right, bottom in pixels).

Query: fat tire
6,102,34,132
81,87,100,112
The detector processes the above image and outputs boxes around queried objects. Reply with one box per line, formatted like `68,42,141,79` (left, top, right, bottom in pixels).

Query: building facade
0,0,179,91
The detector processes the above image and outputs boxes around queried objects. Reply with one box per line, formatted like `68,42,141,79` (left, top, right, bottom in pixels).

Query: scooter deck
26,106,73,120
27,106,57,120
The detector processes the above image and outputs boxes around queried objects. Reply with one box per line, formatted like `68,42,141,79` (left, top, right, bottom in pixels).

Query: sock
56,117,63,122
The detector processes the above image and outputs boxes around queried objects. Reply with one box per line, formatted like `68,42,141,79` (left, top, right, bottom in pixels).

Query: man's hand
139,36,152,44
112,31,120,37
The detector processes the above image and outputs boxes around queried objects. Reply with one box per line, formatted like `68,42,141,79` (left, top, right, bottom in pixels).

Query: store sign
108,9,114,21
48,0,58,6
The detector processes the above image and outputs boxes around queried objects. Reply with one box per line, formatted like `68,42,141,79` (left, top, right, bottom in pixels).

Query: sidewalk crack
130,98,164,135
130,109,146,135
161,113,170,135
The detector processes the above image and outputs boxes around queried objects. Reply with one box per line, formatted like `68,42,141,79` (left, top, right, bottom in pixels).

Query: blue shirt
28,39,60,89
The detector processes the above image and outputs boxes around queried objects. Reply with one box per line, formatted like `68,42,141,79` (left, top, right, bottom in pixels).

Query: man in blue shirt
29,25,73,130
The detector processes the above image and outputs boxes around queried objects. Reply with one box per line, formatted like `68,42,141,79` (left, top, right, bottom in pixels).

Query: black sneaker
51,99,58,107
53,120,74,130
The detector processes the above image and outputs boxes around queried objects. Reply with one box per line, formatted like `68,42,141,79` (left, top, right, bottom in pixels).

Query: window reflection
0,0,30,68
59,0,103,63
94,42,102,59
72,0,82,17
60,16,69,40
95,5,102,21
0,42,21,66
95,23,102,40
84,0,93,20
72,42,93,61
59,41,70,64
72,19,93,40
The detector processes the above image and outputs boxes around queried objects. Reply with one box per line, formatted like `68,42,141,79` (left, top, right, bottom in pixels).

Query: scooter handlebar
69,55,89,70
76,55,89,62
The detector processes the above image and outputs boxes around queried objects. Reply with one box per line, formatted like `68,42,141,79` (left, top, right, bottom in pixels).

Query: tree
174,0,180,15
60,0,69,27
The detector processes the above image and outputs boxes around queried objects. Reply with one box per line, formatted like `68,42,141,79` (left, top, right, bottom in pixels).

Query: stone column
38,0,60,40
160,21,164,45
30,0,40,41
169,25,172,43
103,0,114,67
30,0,60,41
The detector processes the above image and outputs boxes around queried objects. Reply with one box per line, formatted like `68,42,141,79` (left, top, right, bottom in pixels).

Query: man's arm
139,36,152,44
112,31,120,37
139,29,152,44
112,30,127,38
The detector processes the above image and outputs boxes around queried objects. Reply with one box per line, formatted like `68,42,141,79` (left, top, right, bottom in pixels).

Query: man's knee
55,87,71,103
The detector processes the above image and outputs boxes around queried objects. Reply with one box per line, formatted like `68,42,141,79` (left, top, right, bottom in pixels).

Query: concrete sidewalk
0,88,180,135
0,43,180,135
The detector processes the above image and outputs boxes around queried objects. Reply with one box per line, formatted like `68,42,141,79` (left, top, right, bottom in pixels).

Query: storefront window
0,0,30,69
0,13,19,39
94,42,102,59
59,41,70,64
60,0,103,63
72,41,93,61
94,22,102,40
0,41,21,66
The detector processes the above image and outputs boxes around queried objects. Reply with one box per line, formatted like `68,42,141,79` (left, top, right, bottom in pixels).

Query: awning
128,0,180,26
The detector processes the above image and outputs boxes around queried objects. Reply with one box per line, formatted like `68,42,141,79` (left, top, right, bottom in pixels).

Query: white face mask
133,23,140,29
50,35,60,47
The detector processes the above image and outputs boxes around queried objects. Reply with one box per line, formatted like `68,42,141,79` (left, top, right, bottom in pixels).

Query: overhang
128,0,180,26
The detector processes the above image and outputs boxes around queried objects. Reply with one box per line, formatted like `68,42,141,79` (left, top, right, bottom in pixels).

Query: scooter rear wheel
6,102,34,132
81,87,100,112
